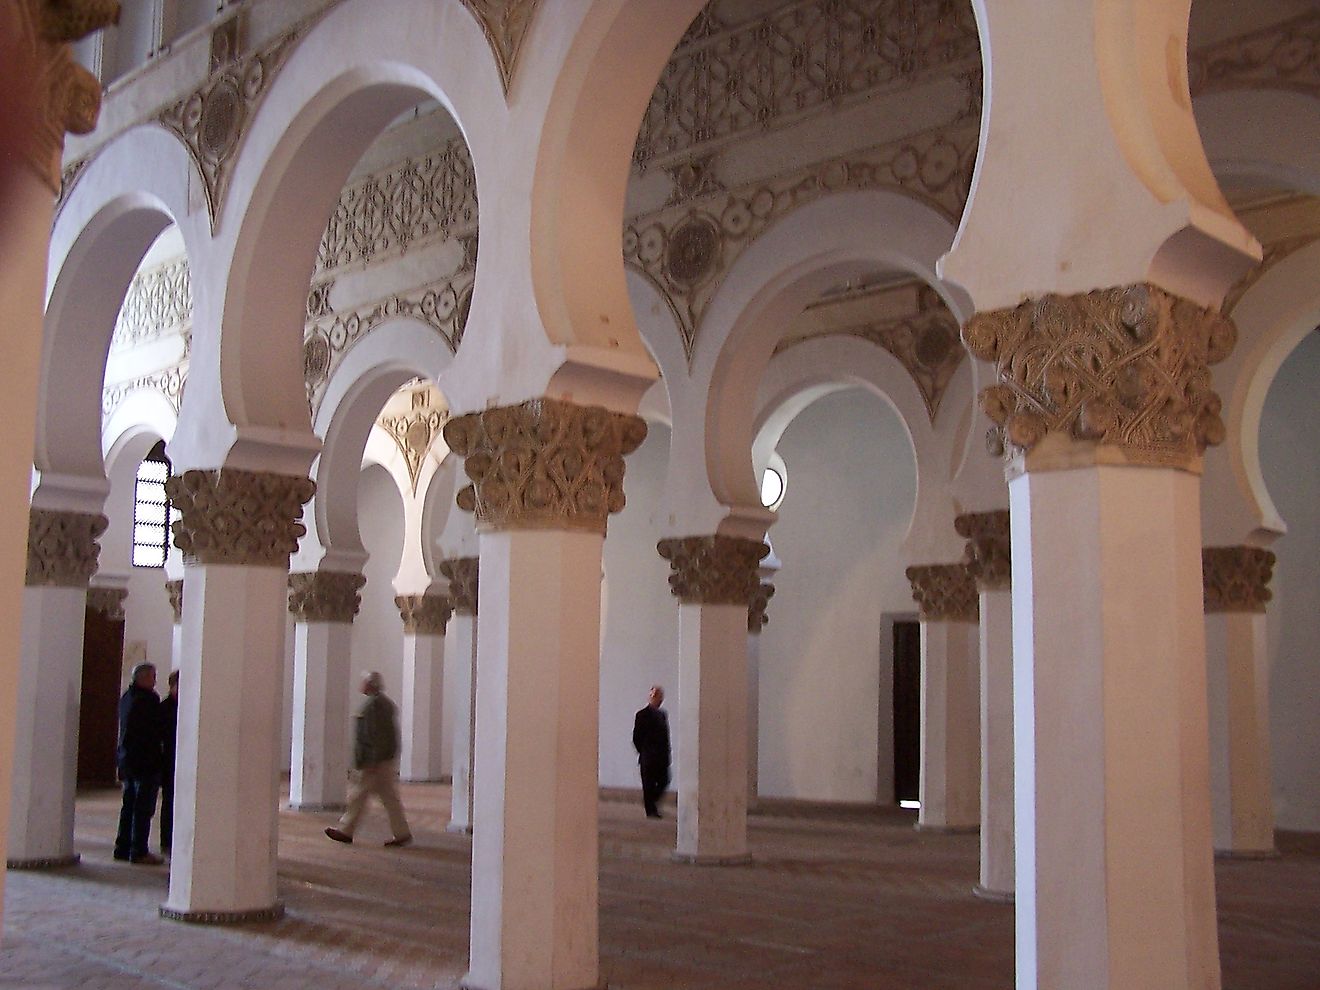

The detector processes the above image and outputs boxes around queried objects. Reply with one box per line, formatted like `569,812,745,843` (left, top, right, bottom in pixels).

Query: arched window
132,440,172,568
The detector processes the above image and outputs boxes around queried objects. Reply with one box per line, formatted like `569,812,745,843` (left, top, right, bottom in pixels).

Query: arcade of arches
2,0,1320,987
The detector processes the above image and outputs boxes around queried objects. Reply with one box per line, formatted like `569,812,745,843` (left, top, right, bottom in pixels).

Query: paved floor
2,783,1318,989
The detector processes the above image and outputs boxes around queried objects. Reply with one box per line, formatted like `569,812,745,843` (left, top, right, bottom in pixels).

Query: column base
671,851,752,866
914,822,979,835
160,902,285,925
461,979,604,990
446,822,474,835
285,802,347,813
6,853,80,870
1215,847,1280,860
972,884,1014,904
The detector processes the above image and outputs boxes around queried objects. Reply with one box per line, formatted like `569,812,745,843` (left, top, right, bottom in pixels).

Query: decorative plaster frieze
165,469,314,567
102,362,187,420
626,121,978,360
395,593,452,635
748,580,775,633
656,535,769,607
288,570,365,623
634,0,979,171
377,386,450,494
954,510,1010,591
962,284,1237,468
111,257,191,351
439,557,478,615
444,400,647,534
456,0,541,95
1189,11,1320,100
26,508,107,588
166,578,183,623
87,586,128,620
1203,546,1275,614
905,562,977,623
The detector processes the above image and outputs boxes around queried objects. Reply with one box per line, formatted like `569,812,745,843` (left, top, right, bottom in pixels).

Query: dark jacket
160,694,178,776
117,683,163,780
354,693,400,769
633,705,670,765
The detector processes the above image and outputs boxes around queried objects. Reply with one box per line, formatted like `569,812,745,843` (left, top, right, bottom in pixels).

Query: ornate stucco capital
954,510,1011,590
288,570,366,624
165,469,315,567
439,556,479,616
87,586,127,620
26,508,107,587
905,563,978,623
656,535,769,607
747,580,776,633
165,578,184,623
395,593,453,636
1203,546,1276,614
443,399,647,534
962,284,1236,472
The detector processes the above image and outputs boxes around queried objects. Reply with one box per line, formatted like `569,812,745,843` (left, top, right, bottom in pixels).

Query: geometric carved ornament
439,556,478,616
26,508,107,587
288,570,366,624
955,510,1011,591
165,469,315,567
1202,546,1275,614
905,563,978,623
656,535,770,607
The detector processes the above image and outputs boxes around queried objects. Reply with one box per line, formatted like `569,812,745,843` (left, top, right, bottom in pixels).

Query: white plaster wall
1257,329,1320,832
123,567,175,683
757,388,917,802
351,466,406,717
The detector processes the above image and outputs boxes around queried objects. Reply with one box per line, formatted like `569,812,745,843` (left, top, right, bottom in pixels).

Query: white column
978,586,1014,898
917,618,980,832
167,579,185,670
289,622,352,810
1012,464,1218,990
397,593,451,782
443,557,479,834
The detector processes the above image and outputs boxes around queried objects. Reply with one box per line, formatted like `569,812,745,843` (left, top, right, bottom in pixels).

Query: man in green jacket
325,672,413,847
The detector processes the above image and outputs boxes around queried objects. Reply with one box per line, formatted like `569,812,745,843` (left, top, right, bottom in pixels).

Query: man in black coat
114,662,164,865
632,685,671,819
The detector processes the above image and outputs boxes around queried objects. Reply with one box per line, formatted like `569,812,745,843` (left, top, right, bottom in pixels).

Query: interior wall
351,466,407,725
1258,328,1320,832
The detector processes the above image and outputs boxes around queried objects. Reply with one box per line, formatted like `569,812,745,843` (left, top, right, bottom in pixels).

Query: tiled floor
2,784,1317,989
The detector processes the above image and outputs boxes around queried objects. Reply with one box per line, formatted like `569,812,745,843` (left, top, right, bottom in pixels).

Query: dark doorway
892,619,920,804
78,605,124,787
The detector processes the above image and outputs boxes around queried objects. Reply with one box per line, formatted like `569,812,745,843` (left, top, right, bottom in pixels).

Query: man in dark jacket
325,672,412,847
633,685,671,819
114,663,164,865
159,670,179,853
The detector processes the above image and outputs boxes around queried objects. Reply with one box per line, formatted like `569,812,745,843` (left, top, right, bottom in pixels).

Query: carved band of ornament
456,0,541,96
748,581,776,634
165,469,315,567
656,536,770,607
438,557,479,615
962,284,1237,469
165,578,183,623
288,570,366,624
625,121,978,361
905,563,978,623
26,508,107,588
395,593,453,636
112,258,191,352
443,400,647,535
87,586,128,621
954,510,1011,590
102,363,188,420
633,0,980,171
1189,11,1320,101
1203,546,1276,614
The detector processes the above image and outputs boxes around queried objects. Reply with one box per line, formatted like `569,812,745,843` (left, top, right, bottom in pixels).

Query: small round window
760,465,785,511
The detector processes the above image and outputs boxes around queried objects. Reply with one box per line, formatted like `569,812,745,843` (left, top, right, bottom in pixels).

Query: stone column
657,535,768,865
396,592,452,782
287,570,365,811
905,562,980,834
166,578,184,675
746,580,774,805
440,556,478,833
1203,546,1277,858
8,509,106,868
444,399,645,990
161,468,314,924
957,510,1015,901
964,285,1232,988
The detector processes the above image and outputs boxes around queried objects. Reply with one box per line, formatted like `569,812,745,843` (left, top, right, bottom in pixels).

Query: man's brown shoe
325,827,353,844
130,852,165,865
384,835,412,848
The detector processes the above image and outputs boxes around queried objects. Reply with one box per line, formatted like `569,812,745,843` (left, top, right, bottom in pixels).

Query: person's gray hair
131,662,156,686
363,671,383,691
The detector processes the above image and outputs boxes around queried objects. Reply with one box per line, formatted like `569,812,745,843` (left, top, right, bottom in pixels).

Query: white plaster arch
1196,88,1320,197
102,391,179,464
100,418,174,579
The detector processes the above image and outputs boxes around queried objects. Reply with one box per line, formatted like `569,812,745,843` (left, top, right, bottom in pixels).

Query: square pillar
396,592,452,782
440,557,479,833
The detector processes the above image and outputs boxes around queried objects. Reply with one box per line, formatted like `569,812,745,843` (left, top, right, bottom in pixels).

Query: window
132,441,172,568
760,456,787,511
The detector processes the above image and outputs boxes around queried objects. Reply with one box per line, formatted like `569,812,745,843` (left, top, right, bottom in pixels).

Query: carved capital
395,593,453,636
165,469,315,567
443,399,647,534
165,579,184,623
87,586,127,621
288,571,365,624
1203,546,1275,614
954,510,1011,590
657,536,769,606
439,556,479,615
26,509,107,587
748,581,776,634
962,284,1236,469
905,563,978,623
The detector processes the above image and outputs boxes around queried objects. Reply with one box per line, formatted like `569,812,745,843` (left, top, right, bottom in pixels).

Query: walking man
633,685,671,819
325,672,413,847
114,662,164,865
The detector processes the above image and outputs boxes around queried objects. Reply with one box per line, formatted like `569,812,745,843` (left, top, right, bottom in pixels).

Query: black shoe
113,849,131,862
646,811,663,819
130,852,165,865
325,827,352,844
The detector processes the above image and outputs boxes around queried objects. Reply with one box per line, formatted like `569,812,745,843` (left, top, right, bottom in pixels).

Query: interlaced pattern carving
26,508,107,587
111,258,191,352
1189,10,1320,100
657,535,770,607
1202,546,1275,614
439,557,479,615
905,563,977,622
288,570,366,623
954,510,1010,590
166,469,315,567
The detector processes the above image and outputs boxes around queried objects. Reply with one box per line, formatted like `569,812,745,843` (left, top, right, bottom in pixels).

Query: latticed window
132,441,172,568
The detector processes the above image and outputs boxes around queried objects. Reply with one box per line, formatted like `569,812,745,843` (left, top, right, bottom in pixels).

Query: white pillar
167,579,184,669
1203,546,1277,857
746,579,774,805
397,593,451,782
442,557,479,834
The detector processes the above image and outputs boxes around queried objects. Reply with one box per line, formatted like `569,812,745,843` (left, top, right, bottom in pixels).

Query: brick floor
1,784,1317,988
